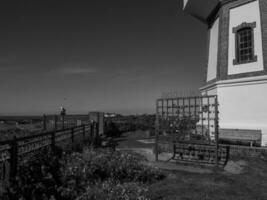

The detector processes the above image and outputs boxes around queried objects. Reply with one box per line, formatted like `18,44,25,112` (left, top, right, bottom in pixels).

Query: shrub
7,148,63,200
78,181,150,200
81,149,165,184
104,122,122,137
7,148,165,200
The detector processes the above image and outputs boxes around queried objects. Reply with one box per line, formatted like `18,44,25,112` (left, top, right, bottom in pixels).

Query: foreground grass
116,131,267,200
5,128,267,200
147,157,267,200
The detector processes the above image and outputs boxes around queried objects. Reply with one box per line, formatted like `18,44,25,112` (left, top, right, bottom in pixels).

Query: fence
0,121,99,184
154,95,227,166
42,114,89,130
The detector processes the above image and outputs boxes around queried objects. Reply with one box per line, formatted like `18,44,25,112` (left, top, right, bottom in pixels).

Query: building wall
186,0,267,145
201,0,267,145
201,86,217,96
204,76,267,146
207,18,220,81
213,0,267,83
228,0,264,75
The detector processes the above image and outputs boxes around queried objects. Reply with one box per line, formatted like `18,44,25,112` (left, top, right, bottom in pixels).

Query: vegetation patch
6,147,165,200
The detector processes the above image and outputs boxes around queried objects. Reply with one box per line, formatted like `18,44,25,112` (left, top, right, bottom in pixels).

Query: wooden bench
219,129,262,147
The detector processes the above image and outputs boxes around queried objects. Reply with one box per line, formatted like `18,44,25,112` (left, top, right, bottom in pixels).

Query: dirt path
116,131,250,175
117,145,214,174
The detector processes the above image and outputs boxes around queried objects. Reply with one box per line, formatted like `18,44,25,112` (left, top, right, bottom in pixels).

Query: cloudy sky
0,0,207,115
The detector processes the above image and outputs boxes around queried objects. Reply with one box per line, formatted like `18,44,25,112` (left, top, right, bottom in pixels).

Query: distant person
60,107,66,129
60,107,66,117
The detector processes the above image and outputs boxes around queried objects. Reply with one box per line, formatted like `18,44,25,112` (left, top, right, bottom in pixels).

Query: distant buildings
89,112,105,135
104,113,118,118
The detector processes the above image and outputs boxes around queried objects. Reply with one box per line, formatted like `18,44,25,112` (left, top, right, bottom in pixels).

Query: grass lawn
149,158,267,200
117,130,267,200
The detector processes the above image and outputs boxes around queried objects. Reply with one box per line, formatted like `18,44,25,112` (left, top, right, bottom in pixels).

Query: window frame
232,22,257,65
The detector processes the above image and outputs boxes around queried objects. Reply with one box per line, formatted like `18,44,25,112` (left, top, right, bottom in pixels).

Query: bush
79,181,150,200
104,122,122,137
7,148,165,200
7,148,63,200
62,149,164,185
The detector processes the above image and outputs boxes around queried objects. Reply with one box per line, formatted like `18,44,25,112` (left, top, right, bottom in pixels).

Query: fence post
83,124,86,141
54,115,58,130
155,100,159,162
96,122,100,145
43,114,47,131
90,122,93,139
62,115,65,130
96,122,99,137
89,122,93,145
214,96,219,167
9,136,18,179
93,122,96,145
71,128,74,143
51,131,56,153
93,122,98,146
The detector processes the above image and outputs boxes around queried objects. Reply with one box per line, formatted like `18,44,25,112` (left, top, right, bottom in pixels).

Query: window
233,22,257,65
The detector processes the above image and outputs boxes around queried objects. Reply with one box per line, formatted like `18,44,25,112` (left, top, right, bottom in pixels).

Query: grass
145,156,267,199
0,123,43,141
3,128,267,199
148,158,267,199
117,130,267,200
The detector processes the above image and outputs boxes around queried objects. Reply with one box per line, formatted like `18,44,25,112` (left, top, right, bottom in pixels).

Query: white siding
217,79,267,146
201,75,267,146
207,18,219,82
228,0,264,75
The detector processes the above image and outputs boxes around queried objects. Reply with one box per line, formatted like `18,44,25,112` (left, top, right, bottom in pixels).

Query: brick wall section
203,0,267,86
229,145,267,158
217,2,228,82
259,0,267,74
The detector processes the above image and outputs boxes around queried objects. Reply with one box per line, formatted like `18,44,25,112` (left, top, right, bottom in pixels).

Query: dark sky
0,0,207,115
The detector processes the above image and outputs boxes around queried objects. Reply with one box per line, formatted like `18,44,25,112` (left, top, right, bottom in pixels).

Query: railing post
96,122,100,145
96,122,99,137
83,124,86,141
89,122,93,145
71,128,74,143
155,100,159,162
54,115,58,130
9,136,18,179
62,115,65,130
43,114,47,131
90,122,93,139
51,131,56,153
93,122,98,146
95,122,98,143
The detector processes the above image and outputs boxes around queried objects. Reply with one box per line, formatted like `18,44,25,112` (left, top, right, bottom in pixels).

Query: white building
183,0,267,146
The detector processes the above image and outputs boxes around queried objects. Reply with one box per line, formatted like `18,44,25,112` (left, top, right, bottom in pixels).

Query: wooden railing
0,122,99,182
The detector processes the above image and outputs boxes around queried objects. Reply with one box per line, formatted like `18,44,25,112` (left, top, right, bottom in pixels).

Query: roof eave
183,0,220,23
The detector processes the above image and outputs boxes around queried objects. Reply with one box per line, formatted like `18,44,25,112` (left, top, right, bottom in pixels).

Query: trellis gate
155,95,228,166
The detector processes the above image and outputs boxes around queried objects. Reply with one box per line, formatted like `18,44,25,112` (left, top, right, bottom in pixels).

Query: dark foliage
7,148,63,200
104,122,122,137
6,147,165,200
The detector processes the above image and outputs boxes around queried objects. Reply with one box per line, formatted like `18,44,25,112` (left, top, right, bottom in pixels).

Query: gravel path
117,147,213,174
